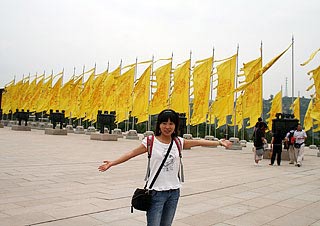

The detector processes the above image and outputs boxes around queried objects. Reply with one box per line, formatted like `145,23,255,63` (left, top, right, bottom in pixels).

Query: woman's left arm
183,139,232,149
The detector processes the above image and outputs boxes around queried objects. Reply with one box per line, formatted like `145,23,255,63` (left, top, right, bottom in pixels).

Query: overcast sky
0,0,319,99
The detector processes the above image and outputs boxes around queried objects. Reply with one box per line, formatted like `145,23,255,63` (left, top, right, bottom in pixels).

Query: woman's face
159,119,176,137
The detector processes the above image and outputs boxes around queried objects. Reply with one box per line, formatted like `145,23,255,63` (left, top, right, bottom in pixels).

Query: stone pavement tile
215,203,257,217
0,189,45,200
14,197,68,207
2,204,62,216
295,193,320,202
224,212,273,226
240,197,280,208
266,213,317,226
252,204,294,219
179,194,213,206
178,209,234,226
310,220,320,226
211,223,235,226
0,196,34,205
0,212,10,218
168,221,192,226
293,201,320,220
56,198,107,208
202,196,244,209
0,212,55,226
263,191,296,201
309,188,320,196
230,191,263,200
101,218,146,226
34,215,105,226
27,191,75,200
42,203,102,219
180,202,217,215
211,224,234,226
97,197,131,210
90,207,143,223
250,185,280,194
276,198,313,209
0,203,21,211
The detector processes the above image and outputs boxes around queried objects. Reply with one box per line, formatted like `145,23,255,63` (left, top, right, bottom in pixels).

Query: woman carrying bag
98,109,231,226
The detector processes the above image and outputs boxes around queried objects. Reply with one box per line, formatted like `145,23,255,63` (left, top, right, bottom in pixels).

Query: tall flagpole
187,50,192,134
168,52,174,109
260,41,264,119
131,57,138,130
291,35,295,106
118,60,122,129
148,55,155,131
208,47,215,136
79,65,85,126
234,44,239,138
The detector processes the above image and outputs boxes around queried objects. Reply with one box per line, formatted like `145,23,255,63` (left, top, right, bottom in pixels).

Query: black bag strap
173,137,184,182
144,139,174,190
144,135,154,181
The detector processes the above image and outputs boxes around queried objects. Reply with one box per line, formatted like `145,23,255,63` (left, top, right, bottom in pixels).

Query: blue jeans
146,189,180,226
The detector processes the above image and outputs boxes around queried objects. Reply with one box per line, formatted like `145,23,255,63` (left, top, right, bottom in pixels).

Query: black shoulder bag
131,139,173,212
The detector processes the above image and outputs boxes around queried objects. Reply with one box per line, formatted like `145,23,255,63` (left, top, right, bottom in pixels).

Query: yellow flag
36,77,53,112
311,98,320,122
209,54,237,127
149,62,171,115
191,57,213,125
242,57,263,128
9,79,24,111
132,65,151,123
29,78,44,112
2,81,15,114
301,48,320,66
266,90,282,129
308,65,320,97
59,77,74,117
114,66,135,123
69,76,83,118
22,78,37,110
18,80,30,110
234,44,292,93
79,72,95,118
231,94,243,128
86,70,108,121
290,97,300,122
170,60,191,121
304,99,313,131
102,67,120,112
48,76,63,112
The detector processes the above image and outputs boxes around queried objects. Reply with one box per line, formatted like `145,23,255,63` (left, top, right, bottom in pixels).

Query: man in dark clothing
253,122,266,165
270,128,285,166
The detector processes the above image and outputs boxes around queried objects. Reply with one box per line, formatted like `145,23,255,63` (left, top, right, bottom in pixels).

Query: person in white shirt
285,128,296,164
98,109,231,226
293,124,307,167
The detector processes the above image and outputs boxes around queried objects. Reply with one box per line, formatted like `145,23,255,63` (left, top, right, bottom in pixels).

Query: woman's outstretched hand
220,139,232,148
98,160,113,172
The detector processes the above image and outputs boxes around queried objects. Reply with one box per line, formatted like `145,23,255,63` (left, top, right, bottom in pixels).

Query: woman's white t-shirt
142,136,184,191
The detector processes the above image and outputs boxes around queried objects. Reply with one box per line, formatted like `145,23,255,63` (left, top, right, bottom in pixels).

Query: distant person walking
293,124,307,167
285,128,296,164
253,122,267,166
270,128,285,166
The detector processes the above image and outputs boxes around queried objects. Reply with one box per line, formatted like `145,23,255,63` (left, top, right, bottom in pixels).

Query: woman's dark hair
155,109,180,137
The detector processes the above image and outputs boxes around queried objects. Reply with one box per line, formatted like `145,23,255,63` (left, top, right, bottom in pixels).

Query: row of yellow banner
2,46,319,130
266,48,320,132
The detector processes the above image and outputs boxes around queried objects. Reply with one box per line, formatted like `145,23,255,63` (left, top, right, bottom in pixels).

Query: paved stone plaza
0,127,320,226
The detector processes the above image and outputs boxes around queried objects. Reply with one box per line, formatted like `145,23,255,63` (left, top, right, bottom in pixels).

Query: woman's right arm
98,144,147,172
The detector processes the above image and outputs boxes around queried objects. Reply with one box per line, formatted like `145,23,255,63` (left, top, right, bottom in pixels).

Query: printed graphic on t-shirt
163,153,175,172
